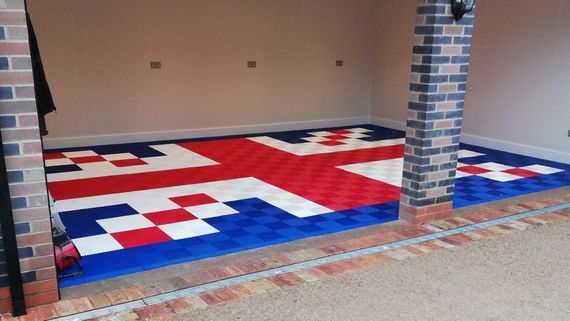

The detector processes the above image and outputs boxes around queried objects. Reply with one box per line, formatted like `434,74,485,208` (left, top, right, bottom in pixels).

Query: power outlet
568,129,570,137
150,61,161,69
336,60,344,67
247,61,257,68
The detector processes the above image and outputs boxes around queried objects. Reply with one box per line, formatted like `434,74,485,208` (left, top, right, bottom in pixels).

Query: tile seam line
48,201,570,321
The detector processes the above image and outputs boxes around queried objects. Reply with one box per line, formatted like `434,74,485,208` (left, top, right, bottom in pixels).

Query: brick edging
1,192,569,320
106,199,570,321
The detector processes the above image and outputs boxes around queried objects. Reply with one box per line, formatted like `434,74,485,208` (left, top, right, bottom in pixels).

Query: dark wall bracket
451,0,476,21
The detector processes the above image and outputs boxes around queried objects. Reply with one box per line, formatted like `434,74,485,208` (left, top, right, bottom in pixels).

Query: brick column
399,0,476,224
0,0,58,312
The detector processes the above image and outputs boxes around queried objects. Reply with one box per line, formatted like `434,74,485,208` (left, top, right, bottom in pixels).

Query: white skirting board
42,116,370,149
370,116,570,164
370,116,406,131
460,134,570,165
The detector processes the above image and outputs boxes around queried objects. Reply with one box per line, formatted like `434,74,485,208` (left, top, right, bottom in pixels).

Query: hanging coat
26,11,56,136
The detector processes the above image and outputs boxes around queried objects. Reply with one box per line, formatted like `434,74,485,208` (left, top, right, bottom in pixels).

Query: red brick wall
0,0,58,312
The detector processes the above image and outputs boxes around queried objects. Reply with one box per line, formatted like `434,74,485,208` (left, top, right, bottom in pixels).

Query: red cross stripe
48,138,404,211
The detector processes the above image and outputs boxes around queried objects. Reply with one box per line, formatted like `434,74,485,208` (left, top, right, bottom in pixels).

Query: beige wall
29,0,377,143
370,0,415,126
463,0,569,159
30,0,570,161
370,0,570,162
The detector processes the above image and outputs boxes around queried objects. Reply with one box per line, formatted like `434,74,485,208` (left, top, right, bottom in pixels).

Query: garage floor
44,125,570,287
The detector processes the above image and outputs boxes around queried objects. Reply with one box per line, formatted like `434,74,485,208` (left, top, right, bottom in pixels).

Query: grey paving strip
50,202,570,321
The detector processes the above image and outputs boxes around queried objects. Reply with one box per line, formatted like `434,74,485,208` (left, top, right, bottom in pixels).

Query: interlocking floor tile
46,125,569,287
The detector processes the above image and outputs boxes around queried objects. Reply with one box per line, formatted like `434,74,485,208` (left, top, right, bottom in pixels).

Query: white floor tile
62,150,98,158
455,170,474,178
302,136,328,143
97,214,155,233
72,234,123,256
342,132,370,139
347,127,373,133
475,162,514,171
519,164,564,175
101,153,137,161
337,158,404,187
306,131,330,137
46,158,74,167
159,220,219,240
478,171,522,182
248,136,404,156
458,150,485,159
55,177,333,219
184,202,239,219
48,144,219,182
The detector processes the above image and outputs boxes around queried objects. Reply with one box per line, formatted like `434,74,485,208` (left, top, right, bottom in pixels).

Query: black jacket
26,12,56,136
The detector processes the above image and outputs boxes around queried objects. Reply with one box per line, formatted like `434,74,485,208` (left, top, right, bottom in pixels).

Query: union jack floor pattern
44,125,570,287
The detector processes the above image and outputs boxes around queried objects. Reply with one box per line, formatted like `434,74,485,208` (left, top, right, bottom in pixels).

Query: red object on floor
55,242,81,271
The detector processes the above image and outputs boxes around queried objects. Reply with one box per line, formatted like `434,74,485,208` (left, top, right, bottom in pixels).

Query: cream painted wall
370,0,415,126
370,0,570,161
29,0,570,160
462,0,570,157
29,0,377,142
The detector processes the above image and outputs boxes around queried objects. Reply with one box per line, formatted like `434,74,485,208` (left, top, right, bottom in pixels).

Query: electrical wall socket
150,61,161,69
568,129,570,137
247,61,257,68
336,60,344,67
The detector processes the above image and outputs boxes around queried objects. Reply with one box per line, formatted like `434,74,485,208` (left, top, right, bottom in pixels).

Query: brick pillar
0,0,58,312
399,0,476,224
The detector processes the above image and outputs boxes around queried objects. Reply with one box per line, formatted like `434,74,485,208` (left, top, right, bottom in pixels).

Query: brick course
0,0,57,313
400,0,476,224
1,191,567,320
